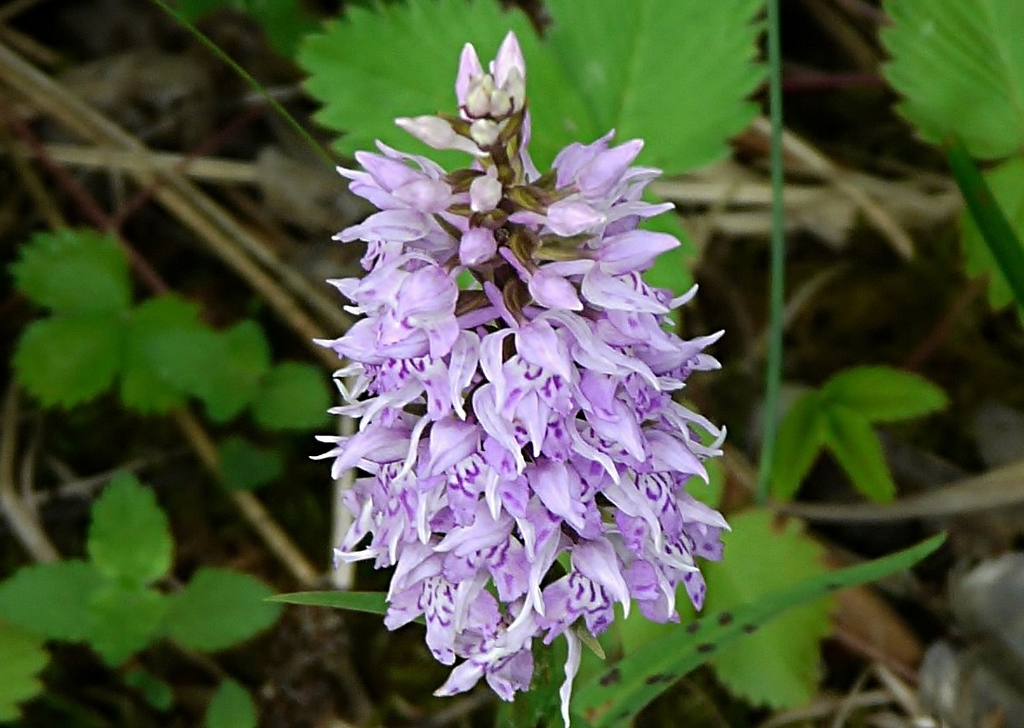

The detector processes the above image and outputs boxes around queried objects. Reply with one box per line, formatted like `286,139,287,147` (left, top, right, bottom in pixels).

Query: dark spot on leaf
717,612,734,626
599,668,621,687
613,711,632,723
686,621,701,634
825,582,842,592
644,673,674,685
742,624,758,634
696,642,715,654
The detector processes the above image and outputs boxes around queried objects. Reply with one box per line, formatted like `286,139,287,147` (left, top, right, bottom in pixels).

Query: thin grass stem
756,0,786,504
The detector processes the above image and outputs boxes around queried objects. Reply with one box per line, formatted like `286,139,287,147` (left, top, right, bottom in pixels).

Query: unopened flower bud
459,227,497,266
469,171,502,213
504,67,526,112
489,88,513,118
464,76,495,119
470,118,502,148
396,116,482,156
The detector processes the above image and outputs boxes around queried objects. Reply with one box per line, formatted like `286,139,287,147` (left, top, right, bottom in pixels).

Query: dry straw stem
0,386,60,563
0,125,66,228
781,458,1024,522
750,116,915,258
171,408,321,588
0,40,350,368
9,143,261,184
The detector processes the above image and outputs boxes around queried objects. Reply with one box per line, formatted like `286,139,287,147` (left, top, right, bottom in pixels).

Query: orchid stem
756,0,786,505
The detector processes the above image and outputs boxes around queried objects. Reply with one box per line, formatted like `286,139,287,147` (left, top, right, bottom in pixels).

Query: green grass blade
756,0,786,504
945,135,1024,309
267,590,388,614
148,0,336,169
571,533,944,728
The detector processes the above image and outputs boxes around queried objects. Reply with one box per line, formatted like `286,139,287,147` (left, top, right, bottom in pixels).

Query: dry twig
0,386,59,563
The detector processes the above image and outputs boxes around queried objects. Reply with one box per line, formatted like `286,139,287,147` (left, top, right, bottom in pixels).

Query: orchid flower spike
318,30,727,728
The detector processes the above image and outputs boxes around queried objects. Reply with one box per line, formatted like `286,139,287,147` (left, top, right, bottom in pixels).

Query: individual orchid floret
318,29,727,728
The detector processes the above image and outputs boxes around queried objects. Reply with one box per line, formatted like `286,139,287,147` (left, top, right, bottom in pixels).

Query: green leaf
572,533,945,728
10,228,132,314
218,436,284,490
243,0,319,58
124,668,174,711
268,590,388,614
299,0,553,166
197,321,272,423
172,0,317,57
0,618,49,722
616,510,833,709
164,568,281,651
959,154,1024,311
703,511,833,709
823,406,896,502
13,313,124,408
772,390,827,502
121,296,205,413
881,0,1024,159
250,362,330,431
820,366,948,423
642,208,695,296
0,561,106,641
544,0,765,174
496,637,567,728
205,680,256,728
300,0,764,174
88,473,173,588
86,583,168,665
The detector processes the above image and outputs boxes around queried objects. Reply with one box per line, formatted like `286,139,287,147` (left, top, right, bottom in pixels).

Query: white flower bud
464,76,495,119
470,118,502,147
503,67,526,112
395,116,483,156
469,171,502,213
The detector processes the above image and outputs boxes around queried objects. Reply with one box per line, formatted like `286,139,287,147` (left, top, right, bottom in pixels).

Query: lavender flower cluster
317,32,727,726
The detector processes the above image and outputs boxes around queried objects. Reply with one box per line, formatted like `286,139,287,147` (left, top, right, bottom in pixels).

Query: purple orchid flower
317,30,727,727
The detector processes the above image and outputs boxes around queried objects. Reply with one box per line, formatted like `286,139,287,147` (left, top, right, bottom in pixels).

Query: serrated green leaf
124,668,174,711
88,473,173,587
164,568,281,651
121,296,204,413
244,0,318,58
961,155,1024,311
250,361,330,430
703,511,833,709
545,0,765,174
823,406,896,502
173,0,318,57
0,561,106,641
218,436,284,490
13,314,124,408
881,0,1024,159
10,228,132,314
820,366,947,423
0,618,49,722
198,321,272,422
301,0,535,164
205,680,256,728
572,533,945,728
643,209,695,296
772,390,827,502
300,0,763,175
86,583,168,665
144,325,221,397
